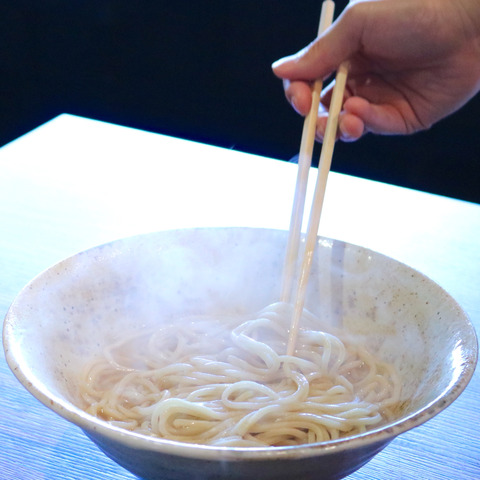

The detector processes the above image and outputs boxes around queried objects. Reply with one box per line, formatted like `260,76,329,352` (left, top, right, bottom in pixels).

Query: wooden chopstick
280,0,336,303
287,59,350,356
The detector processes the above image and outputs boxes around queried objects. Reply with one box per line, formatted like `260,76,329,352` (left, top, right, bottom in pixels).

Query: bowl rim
3,227,478,461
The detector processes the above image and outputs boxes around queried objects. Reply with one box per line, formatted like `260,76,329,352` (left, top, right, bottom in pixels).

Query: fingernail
340,129,357,142
291,96,302,115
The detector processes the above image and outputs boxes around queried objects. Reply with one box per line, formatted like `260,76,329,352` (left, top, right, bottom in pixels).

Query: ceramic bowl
3,228,477,480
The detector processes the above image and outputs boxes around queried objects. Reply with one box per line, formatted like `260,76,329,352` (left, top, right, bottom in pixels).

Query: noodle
79,302,401,447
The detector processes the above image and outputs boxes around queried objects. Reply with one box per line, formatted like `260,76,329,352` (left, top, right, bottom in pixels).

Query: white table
1,114,479,479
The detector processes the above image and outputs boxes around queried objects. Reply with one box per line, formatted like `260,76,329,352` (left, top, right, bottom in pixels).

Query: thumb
272,4,364,81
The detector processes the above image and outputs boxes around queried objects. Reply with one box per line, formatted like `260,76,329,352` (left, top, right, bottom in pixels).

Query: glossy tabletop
1,114,479,479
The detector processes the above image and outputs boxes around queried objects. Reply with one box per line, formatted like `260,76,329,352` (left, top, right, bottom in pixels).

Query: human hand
272,0,480,142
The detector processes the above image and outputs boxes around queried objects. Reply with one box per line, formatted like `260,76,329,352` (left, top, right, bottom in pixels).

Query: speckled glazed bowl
3,228,477,480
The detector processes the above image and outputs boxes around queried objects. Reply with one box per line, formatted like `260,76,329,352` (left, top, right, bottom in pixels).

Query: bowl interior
3,227,477,448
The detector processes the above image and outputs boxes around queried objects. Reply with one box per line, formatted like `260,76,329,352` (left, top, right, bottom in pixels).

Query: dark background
1,0,479,203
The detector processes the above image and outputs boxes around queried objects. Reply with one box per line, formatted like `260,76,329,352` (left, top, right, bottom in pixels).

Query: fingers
344,96,412,135
284,77,368,142
338,112,366,142
288,84,410,141
315,95,414,143
315,79,364,142
315,110,365,143
272,3,366,121
283,79,313,116
272,3,364,82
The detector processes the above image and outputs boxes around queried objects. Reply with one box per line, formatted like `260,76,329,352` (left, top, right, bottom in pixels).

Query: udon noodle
79,302,401,447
